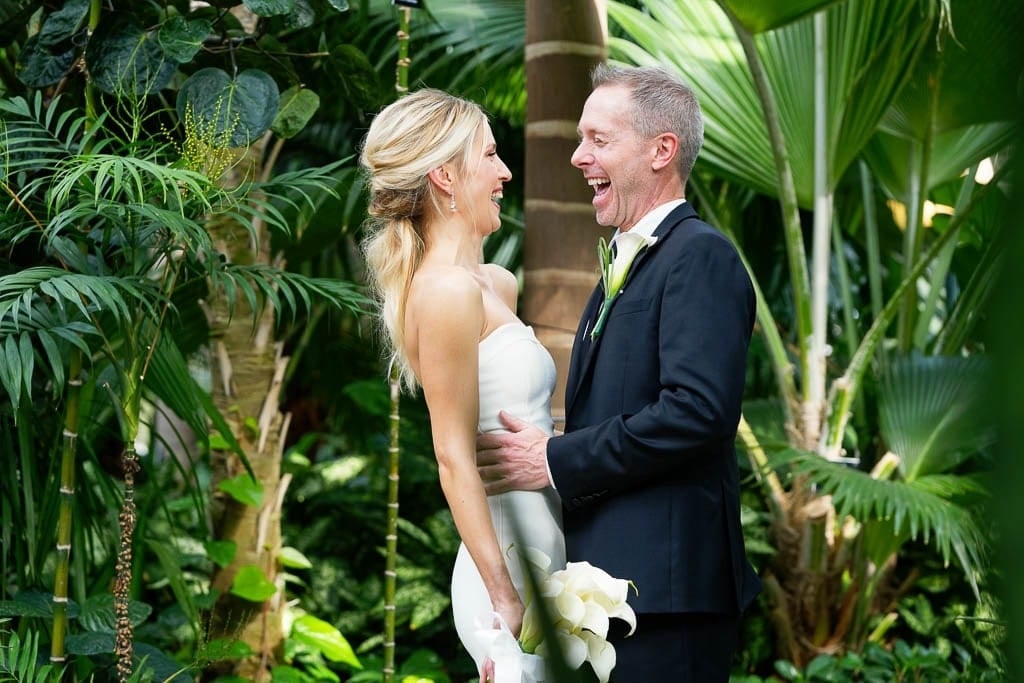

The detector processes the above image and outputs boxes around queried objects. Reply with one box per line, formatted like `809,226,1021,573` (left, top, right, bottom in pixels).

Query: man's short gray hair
591,63,704,181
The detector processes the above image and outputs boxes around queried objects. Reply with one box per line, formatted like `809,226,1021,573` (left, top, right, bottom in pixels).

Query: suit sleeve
547,231,755,508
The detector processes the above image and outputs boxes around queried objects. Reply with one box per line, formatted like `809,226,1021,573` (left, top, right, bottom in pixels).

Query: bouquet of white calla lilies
518,552,637,683
591,231,657,340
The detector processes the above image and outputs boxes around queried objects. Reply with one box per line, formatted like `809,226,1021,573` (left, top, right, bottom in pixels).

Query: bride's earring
449,191,456,212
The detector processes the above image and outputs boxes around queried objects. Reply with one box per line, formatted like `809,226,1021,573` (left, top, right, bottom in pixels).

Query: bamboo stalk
50,351,82,664
50,0,103,646
383,370,401,683
383,8,413,681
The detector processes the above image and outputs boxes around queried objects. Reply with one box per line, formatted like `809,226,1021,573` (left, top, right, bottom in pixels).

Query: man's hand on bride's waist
476,411,553,495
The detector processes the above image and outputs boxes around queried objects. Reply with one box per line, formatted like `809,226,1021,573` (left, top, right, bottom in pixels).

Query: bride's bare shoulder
482,263,519,312
408,265,483,322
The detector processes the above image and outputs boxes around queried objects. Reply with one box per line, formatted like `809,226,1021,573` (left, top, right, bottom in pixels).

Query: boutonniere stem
590,231,656,340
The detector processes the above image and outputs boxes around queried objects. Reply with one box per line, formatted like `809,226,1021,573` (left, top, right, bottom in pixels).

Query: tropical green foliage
0,0,1016,680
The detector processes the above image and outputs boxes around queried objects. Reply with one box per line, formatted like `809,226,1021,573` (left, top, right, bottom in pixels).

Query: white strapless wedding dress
451,321,566,678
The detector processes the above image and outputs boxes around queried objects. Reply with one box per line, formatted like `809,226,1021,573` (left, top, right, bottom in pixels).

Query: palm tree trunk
204,184,291,677
203,9,289,669
522,0,606,427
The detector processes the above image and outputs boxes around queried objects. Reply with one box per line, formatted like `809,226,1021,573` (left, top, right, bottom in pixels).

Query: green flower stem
590,296,616,340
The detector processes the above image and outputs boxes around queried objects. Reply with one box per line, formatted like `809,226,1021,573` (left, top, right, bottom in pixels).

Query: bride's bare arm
409,267,524,636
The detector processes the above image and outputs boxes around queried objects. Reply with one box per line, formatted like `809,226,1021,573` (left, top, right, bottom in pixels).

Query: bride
360,89,565,681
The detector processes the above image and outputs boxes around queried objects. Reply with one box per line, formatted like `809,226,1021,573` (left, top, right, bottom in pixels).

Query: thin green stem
718,1,813,443
897,63,940,352
858,161,886,376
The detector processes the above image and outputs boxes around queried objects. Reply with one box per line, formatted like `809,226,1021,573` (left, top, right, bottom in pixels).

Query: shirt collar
611,199,687,246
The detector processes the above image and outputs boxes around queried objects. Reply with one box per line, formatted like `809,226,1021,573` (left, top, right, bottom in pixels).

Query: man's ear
428,165,454,194
651,133,679,172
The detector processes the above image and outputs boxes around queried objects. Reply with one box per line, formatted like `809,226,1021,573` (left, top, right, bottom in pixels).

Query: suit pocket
609,297,652,318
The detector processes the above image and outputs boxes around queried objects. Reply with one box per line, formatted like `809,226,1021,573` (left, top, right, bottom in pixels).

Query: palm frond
0,267,158,328
208,263,369,322
0,93,99,172
608,0,937,207
879,354,995,480
48,154,218,216
362,0,526,121
788,451,988,591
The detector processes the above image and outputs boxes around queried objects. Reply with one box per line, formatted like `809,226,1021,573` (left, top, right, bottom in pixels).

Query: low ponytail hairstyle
359,89,487,392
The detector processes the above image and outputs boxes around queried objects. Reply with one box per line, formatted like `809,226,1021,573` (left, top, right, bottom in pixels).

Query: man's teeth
587,178,610,187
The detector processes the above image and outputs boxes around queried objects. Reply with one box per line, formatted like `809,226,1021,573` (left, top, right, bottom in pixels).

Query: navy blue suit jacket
547,202,761,615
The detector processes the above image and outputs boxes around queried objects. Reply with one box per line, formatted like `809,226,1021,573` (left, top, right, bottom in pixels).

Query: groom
477,64,761,680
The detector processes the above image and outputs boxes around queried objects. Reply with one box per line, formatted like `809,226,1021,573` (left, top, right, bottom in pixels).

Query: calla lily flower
516,551,637,682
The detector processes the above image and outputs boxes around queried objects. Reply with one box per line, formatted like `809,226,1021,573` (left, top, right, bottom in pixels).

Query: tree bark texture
523,0,607,427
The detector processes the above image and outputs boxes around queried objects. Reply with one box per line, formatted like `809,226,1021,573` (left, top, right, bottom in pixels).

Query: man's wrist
543,435,556,490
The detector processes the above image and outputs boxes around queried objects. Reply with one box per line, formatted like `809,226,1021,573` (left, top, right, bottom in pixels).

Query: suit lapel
564,203,699,418
564,284,604,412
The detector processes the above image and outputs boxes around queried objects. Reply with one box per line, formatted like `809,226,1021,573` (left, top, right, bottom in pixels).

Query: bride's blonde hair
360,89,487,392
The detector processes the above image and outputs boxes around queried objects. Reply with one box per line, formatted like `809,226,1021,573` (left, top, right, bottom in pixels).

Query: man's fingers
477,431,504,450
483,478,510,496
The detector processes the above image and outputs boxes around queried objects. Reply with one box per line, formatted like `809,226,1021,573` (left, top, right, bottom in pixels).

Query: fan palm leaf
608,0,936,208
879,354,994,485
863,0,1021,199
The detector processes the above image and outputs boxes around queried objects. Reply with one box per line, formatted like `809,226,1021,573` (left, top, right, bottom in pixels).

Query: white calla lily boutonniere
591,231,657,340
518,549,637,683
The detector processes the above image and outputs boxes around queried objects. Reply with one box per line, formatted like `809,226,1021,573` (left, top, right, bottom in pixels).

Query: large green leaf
15,34,77,88
76,593,152,633
290,614,361,667
158,16,212,64
864,122,1015,199
230,565,277,602
272,86,321,139
862,0,1023,197
879,354,994,480
176,67,280,148
243,0,295,17
608,0,935,208
722,0,843,34
85,20,177,95
36,0,89,48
